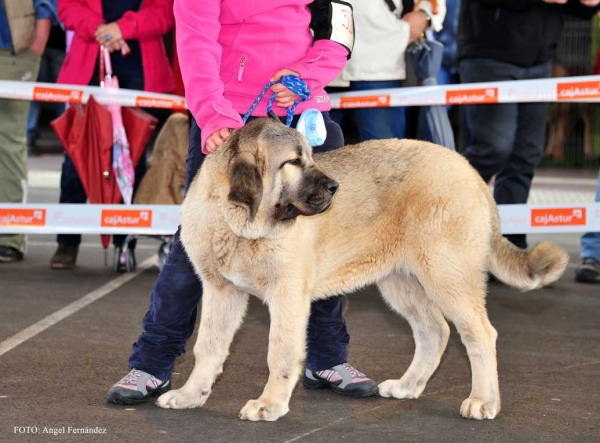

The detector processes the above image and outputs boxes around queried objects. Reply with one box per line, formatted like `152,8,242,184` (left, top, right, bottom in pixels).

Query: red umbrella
51,95,158,248
122,107,159,166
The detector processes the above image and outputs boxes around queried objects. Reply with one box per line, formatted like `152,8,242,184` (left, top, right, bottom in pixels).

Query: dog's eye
280,159,302,169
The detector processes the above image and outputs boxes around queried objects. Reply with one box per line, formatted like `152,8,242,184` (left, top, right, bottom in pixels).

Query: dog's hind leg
239,292,311,422
377,273,450,400
418,262,500,420
156,281,249,410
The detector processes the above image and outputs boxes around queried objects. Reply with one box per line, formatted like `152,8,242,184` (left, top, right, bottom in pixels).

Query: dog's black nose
325,180,339,195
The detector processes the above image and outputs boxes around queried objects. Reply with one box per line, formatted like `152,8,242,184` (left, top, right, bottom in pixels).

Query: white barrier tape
0,204,180,235
499,203,599,234
0,203,598,235
329,75,600,109
4,75,600,109
0,81,187,110
1,78,598,236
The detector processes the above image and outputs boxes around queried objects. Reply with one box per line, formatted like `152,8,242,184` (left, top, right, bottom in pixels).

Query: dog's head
222,118,338,233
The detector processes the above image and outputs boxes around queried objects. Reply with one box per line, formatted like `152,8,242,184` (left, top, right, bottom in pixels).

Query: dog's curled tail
488,234,570,292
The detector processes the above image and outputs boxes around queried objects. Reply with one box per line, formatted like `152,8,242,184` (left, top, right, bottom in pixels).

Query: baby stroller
115,113,189,272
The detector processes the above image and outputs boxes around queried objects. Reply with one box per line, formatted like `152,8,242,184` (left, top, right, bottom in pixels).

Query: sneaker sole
303,377,379,398
107,384,171,406
0,256,22,263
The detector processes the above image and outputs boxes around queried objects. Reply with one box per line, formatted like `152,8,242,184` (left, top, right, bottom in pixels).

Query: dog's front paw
460,397,500,420
239,398,289,421
155,387,211,410
378,378,424,399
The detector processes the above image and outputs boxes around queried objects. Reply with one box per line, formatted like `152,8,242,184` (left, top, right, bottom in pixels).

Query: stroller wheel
113,248,123,273
158,241,171,271
114,246,137,273
125,248,137,273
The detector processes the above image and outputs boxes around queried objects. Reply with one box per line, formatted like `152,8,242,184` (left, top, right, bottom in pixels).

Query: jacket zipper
238,56,246,81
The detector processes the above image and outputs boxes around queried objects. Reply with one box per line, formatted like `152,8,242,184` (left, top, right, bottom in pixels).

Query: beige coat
2,0,35,54
134,113,189,206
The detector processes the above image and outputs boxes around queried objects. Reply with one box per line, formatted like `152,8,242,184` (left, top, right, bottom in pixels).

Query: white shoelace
119,369,159,389
120,369,143,385
342,363,366,378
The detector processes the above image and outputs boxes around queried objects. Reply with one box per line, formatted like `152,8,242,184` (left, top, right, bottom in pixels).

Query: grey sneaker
574,257,600,284
107,369,171,405
303,363,378,397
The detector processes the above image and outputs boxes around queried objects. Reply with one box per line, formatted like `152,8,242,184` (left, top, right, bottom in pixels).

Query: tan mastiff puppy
156,118,569,422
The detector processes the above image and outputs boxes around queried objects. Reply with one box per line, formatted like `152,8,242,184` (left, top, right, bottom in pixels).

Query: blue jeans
459,58,552,249
57,73,146,247
328,80,406,141
129,113,350,381
581,170,600,261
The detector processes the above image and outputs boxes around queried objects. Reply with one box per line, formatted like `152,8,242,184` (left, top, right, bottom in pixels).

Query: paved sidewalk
0,231,598,443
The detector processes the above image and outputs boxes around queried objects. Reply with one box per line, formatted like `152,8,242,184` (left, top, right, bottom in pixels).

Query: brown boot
50,243,79,270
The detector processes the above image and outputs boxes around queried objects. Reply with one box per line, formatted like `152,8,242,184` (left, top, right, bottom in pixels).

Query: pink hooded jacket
174,0,350,153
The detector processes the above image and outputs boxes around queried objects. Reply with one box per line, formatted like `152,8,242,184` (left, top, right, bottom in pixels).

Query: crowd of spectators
0,0,598,284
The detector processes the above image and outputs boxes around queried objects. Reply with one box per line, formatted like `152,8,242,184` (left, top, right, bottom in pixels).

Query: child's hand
270,69,301,108
206,128,232,153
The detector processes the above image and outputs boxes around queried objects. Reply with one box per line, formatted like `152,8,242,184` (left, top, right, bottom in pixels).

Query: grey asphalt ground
0,183,599,443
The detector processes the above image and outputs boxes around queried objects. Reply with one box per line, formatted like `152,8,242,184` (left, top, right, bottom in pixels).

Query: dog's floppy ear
228,152,263,222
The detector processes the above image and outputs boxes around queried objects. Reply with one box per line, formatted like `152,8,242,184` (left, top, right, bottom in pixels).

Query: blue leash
242,75,310,127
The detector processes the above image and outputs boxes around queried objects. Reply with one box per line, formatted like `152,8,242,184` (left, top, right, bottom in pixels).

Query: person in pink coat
51,0,175,270
107,0,381,406
56,0,174,93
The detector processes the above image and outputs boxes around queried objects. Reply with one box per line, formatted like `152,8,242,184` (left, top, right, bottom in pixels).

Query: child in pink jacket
178,0,353,152
107,0,379,406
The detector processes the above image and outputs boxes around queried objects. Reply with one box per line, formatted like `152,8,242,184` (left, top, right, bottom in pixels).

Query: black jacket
457,0,598,68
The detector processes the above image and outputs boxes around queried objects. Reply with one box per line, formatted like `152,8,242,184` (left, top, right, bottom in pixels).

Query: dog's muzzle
304,176,338,213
